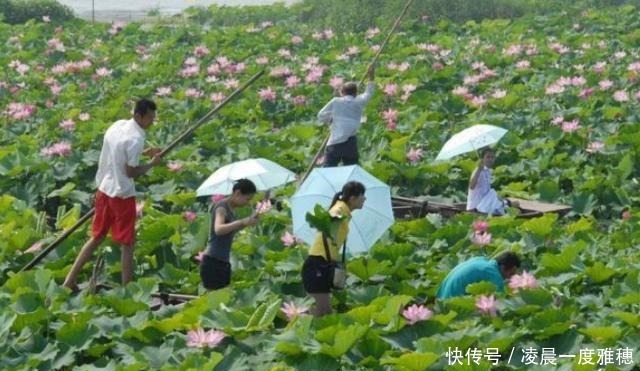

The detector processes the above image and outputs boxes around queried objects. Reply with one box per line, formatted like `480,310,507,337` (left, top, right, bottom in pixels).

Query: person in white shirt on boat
317,65,375,167
467,148,515,215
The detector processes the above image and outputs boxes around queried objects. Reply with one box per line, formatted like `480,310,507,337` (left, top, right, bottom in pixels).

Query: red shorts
92,191,136,245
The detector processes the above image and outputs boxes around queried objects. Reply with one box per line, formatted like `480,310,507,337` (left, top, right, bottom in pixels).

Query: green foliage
1,0,75,24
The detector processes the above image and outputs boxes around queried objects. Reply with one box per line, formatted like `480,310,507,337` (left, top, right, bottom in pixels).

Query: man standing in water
63,99,162,291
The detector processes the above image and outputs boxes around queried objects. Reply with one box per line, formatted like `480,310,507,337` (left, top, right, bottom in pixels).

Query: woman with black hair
301,181,366,316
200,178,259,290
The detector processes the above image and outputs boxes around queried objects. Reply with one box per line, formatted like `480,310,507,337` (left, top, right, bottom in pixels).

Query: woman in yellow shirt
302,181,366,316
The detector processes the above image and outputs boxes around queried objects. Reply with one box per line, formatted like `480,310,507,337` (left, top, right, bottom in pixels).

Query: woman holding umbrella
467,148,516,215
200,179,260,290
301,181,366,317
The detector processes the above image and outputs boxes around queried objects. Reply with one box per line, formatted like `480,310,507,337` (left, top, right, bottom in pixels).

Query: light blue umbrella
290,165,394,254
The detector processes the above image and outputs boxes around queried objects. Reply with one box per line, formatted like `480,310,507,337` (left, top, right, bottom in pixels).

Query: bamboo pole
19,70,265,272
298,0,415,185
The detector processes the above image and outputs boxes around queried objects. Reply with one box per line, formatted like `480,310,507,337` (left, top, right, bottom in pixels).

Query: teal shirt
436,257,505,299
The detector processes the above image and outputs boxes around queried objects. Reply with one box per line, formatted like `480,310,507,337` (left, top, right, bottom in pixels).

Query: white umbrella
290,165,394,254
435,124,508,161
196,158,296,196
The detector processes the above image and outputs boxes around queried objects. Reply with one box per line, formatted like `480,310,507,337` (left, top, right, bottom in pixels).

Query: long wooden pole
19,70,265,272
298,0,415,185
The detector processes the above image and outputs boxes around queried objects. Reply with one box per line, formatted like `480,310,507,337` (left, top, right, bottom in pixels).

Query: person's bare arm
213,207,258,235
125,154,162,178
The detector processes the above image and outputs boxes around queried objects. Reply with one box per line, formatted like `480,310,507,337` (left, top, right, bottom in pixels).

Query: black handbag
322,234,347,289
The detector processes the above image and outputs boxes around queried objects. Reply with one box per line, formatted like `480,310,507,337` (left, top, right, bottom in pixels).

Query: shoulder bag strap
321,233,332,261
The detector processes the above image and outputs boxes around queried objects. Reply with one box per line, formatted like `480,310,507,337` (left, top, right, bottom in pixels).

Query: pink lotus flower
25,241,45,254
386,121,397,131
402,84,416,94
135,201,144,218
40,141,72,158
194,45,210,57
551,116,564,125
180,65,200,78
256,199,272,215
473,220,488,233
579,88,594,99
281,302,309,320
15,63,30,76
95,67,112,78
599,79,613,90
586,141,604,153
504,44,523,56
471,231,491,246
285,75,301,88
269,66,292,78
78,113,90,121
210,92,226,104
406,148,423,164
475,295,497,316
469,95,487,108
292,95,306,106
615,51,627,59
366,27,380,39
277,48,292,59
491,89,507,99
571,76,587,86
281,231,297,247
628,62,640,73
561,119,580,133
305,70,323,84
258,87,277,102
256,56,269,65
432,62,444,70
329,76,344,90
370,45,381,53
382,109,398,123
452,86,470,97
291,35,303,45
47,38,65,52
50,84,62,96
346,46,360,56
613,90,629,102
545,84,565,95
622,210,632,221
402,304,433,325
155,86,172,97
592,62,606,73
224,79,239,90
167,161,183,172
183,211,197,222
323,29,334,39
508,271,539,292
186,328,225,348
312,31,323,40
383,84,398,96
515,60,530,70
185,88,204,98
59,119,75,131
211,194,225,203
42,15,50,22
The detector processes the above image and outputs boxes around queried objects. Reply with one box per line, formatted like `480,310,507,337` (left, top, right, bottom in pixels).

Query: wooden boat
392,196,572,219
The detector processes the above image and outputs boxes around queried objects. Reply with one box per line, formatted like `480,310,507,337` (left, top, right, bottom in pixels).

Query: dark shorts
302,255,333,293
200,254,231,290
324,136,358,167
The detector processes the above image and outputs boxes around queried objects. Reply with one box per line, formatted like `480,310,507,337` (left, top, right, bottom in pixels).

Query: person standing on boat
63,99,162,291
467,148,515,215
200,179,259,290
317,66,376,167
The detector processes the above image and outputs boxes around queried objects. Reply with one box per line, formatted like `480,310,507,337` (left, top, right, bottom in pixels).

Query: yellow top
308,200,351,261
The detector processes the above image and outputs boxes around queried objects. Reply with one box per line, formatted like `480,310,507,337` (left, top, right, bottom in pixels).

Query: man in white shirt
317,66,375,167
63,99,162,291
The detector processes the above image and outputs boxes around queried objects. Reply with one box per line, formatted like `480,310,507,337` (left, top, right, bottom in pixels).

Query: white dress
467,167,506,215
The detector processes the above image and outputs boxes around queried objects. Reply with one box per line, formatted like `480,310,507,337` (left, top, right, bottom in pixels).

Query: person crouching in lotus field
436,252,521,299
